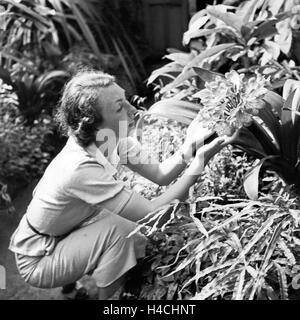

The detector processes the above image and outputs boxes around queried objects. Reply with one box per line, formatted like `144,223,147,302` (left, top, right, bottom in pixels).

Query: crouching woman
9,71,234,299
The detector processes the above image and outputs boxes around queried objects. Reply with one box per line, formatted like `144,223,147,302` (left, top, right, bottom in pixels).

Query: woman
9,71,235,299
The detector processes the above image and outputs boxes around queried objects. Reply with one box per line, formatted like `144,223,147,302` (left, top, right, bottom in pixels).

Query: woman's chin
128,124,136,135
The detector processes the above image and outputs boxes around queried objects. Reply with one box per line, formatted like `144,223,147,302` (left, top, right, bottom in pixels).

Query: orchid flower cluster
194,70,270,136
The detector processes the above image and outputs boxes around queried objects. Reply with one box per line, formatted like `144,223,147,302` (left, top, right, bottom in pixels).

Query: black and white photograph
0,0,299,310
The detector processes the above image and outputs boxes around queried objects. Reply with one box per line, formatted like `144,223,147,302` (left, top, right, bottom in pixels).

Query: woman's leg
16,211,147,298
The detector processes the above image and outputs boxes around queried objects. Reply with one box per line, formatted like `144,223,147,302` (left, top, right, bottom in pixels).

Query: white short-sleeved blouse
9,135,143,257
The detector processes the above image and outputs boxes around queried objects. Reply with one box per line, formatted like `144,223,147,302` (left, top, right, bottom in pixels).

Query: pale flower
196,70,270,136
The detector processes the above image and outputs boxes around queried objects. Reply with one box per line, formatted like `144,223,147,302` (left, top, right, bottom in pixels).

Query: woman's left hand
219,129,240,147
181,114,215,159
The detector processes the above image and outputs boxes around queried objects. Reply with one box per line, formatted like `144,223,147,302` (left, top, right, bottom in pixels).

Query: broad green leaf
262,90,283,117
280,88,300,164
243,156,276,200
248,120,280,155
188,9,208,29
250,10,298,42
283,79,300,101
261,40,280,66
233,127,267,159
184,43,238,70
206,6,244,33
237,0,258,24
192,67,224,82
163,52,193,65
160,68,197,94
160,66,223,94
183,27,237,45
258,98,281,146
183,29,216,45
275,20,293,55
147,62,183,85
250,19,279,41
268,0,285,15
142,99,200,125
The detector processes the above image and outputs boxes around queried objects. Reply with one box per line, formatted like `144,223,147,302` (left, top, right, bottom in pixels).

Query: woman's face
96,83,137,139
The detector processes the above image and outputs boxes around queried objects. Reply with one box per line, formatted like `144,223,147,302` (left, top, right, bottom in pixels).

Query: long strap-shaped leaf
69,2,105,66
160,68,197,94
147,62,183,85
183,43,238,71
140,99,200,125
248,217,289,300
259,93,282,145
160,66,223,94
243,155,278,200
280,89,300,165
232,127,267,159
247,119,280,156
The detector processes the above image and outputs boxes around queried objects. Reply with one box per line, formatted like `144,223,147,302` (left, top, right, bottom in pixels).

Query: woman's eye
117,103,123,112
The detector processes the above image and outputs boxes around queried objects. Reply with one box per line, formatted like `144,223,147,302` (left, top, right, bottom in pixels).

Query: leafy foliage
121,115,300,301
0,64,69,123
0,0,145,88
0,96,55,196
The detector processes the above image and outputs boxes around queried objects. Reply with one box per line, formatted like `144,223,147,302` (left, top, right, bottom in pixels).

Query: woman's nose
126,101,138,119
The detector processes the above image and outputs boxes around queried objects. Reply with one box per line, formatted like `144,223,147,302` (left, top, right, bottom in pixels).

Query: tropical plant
129,190,300,300
184,0,300,86
146,0,300,100
0,102,55,195
142,68,300,198
0,0,145,88
0,64,69,122
233,78,300,198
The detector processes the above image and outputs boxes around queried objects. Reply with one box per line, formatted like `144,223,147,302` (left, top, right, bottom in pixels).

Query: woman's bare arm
126,147,190,186
119,137,228,223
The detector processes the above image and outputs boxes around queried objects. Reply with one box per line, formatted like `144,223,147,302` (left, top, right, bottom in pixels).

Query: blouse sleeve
64,160,133,215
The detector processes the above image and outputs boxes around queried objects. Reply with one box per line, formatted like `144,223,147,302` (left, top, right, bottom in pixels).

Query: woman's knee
106,213,137,240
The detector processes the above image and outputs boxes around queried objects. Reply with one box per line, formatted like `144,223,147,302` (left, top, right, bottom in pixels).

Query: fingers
196,136,225,155
220,129,240,145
